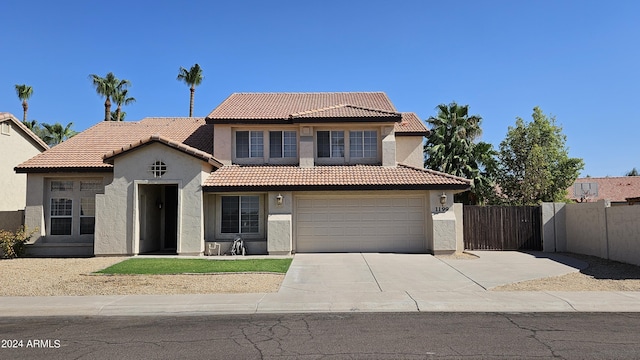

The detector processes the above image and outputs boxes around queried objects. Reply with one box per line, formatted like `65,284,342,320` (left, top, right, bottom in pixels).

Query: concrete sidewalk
2,252,640,316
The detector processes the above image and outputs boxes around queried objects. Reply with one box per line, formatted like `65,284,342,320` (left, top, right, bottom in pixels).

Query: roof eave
202,183,471,192
15,166,114,174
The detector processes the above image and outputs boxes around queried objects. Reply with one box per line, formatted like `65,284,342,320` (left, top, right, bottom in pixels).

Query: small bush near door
0,226,35,259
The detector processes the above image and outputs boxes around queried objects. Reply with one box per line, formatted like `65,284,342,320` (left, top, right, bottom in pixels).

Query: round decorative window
149,161,167,178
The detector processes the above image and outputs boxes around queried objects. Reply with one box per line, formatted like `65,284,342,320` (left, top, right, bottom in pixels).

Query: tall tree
14,84,34,122
424,102,498,204
112,88,135,121
110,110,127,121
89,72,131,121
626,168,639,176
176,63,203,117
496,107,584,205
41,122,77,146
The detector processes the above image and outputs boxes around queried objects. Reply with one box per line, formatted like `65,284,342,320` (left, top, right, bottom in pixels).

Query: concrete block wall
543,201,640,266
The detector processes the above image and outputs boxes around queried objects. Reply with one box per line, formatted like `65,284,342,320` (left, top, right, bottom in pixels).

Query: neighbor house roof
15,118,213,173
568,176,640,203
202,164,471,191
0,112,49,151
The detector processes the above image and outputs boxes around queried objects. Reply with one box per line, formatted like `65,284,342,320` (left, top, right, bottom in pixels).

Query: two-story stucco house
1,112,48,231
16,92,470,257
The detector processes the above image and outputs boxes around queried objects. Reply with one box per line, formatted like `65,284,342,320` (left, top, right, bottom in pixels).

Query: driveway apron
279,253,484,293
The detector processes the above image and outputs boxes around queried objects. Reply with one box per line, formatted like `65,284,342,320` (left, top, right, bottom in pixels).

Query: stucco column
382,132,396,167
267,191,293,255
429,190,460,254
299,133,314,168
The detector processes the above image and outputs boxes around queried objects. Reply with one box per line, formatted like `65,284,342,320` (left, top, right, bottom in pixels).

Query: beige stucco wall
94,143,212,256
213,124,232,165
396,136,424,168
0,121,46,211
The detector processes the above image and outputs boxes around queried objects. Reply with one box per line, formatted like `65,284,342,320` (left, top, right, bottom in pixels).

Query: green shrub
0,226,35,259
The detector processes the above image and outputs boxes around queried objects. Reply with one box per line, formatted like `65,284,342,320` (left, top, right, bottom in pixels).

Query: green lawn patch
96,258,292,275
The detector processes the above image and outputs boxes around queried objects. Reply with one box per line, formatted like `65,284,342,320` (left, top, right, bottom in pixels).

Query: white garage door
295,195,426,253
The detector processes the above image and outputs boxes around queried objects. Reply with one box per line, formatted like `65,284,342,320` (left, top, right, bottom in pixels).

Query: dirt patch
494,253,640,291
0,257,284,296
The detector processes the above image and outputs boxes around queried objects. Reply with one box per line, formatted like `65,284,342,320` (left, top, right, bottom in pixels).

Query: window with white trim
269,131,297,158
236,131,263,158
80,197,95,235
317,131,344,158
80,180,102,191
221,195,260,234
50,198,73,235
350,130,377,158
51,180,73,192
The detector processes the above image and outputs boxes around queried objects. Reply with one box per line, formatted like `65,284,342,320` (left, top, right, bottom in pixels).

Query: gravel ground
0,257,284,296
494,253,640,291
1,253,639,296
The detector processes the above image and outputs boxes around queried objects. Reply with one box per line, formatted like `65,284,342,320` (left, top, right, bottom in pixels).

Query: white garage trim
295,193,427,253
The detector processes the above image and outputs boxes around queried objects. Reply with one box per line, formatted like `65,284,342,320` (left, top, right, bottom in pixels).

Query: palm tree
425,102,482,177
112,88,135,121
424,102,497,204
176,63,204,117
42,122,77,146
89,72,131,121
110,110,127,121
15,84,34,122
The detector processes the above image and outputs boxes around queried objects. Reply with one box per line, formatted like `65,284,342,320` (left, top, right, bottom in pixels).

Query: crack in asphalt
501,314,566,359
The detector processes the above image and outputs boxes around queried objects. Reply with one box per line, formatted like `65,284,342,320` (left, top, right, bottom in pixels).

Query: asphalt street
2,313,640,359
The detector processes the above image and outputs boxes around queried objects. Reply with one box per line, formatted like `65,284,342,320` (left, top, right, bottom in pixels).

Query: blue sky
2,0,638,177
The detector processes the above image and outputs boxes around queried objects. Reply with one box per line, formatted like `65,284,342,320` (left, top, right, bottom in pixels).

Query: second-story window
236,131,263,158
317,131,344,158
269,131,297,158
350,130,377,158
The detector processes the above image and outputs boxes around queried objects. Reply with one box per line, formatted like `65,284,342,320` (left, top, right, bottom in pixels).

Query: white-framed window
80,197,95,235
317,131,344,158
269,131,297,158
350,130,377,158
1,122,10,135
236,131,263,158
51,180,74,192
80,180,102,191
50,198,73,235
220,195,260,234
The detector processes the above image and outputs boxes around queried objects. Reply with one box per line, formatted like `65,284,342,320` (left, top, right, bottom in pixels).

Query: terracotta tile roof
290,103,401,119
103,134,222,167
395,113,429,136
0,112,49,151
203,164,471,191
206,92,400,122
568,177,640,203
16,118,213,172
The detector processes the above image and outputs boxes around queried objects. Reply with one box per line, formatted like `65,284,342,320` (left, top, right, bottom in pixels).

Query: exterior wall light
439,192,447,206
276,193,284,206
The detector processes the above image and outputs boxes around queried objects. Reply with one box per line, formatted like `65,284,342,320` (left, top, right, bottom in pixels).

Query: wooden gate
463,206,542,250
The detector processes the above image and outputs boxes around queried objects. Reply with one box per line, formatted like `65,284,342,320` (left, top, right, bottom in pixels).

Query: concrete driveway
279,252,588,294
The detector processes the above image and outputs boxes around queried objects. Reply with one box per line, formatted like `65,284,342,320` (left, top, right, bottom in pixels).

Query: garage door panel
296,195,426,253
